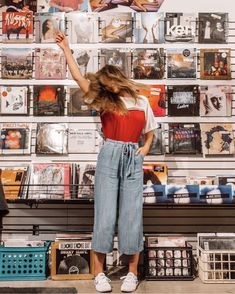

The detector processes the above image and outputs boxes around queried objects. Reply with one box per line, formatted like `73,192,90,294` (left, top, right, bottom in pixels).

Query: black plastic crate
144,242,195,280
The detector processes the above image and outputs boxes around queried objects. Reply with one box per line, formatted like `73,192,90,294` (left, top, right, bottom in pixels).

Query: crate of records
144,235,194,280
51,234,94,280
197,233,235,283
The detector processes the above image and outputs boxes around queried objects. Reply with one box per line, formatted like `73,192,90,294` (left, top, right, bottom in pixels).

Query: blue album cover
143,184,167,204
166,185,199,204
199,185,233,204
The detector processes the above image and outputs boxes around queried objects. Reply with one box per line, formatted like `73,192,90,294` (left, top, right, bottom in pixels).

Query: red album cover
2,11,33,43
138,85,166,116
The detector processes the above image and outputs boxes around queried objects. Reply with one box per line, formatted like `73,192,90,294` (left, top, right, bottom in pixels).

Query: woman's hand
135,146,149,157
56,32,70,51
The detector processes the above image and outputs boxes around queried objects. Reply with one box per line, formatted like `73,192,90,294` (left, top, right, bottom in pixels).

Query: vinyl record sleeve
143,163,167,185
68,126,96,153
78,163,96,198
130,0,164,12
199,185,233,204
0,0,37,12
37,0,88,12
89,0,117,12
139,125,164,155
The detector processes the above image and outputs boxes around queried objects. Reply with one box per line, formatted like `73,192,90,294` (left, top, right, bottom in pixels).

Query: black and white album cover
200,85,232,117
139,125,164,155
167,85,200,116
33,85,65,116
0,86,29,115
134,12,164,44
78,163,96,198
66,12,98,43
36,123,68,155
198,13,228,43
99,49,132,79
167,48,197,79
132,48,164,79
164,13,196,43
168,123,202,154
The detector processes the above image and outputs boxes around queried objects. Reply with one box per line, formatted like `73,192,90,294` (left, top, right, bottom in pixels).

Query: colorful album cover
66,12,98,43
167,48,197,79
200,49,231,80
33,85,65,116
199,185,232,204
217,176,235,197
167,85,200,116
198,13,228,44
134,12,164,44
168,123,202,154
137,85,166,116
0,86,29,115
139,125,164,155
29,163,70,199
200,124,235,156
68,49,98,79
36,123,68,154
2,11,33,43
132,48,164,79
164,13,196,43
89,0,117,12
99,49,132,78
1,48,33,79
0,123,31,154
78,163,96,198
37,0,88,12
99,12,132,43
68,87,97,116
130,0,164,12
143,163,167,185
200,85,232,117
166,185,199,204
35,48,67,80
35,12,65,43
68,125,97,153
0,167,28,199
1,0,37,12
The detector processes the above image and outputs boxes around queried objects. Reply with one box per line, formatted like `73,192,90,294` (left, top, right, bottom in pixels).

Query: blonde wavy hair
83,65,147,114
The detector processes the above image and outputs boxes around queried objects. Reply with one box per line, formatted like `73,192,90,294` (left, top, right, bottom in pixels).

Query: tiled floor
0,278,235,294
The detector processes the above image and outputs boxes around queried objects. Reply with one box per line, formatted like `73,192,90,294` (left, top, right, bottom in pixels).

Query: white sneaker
94,272,112,293
120,272,138,293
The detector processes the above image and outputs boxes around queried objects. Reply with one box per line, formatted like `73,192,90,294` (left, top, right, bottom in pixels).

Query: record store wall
1,0,235,240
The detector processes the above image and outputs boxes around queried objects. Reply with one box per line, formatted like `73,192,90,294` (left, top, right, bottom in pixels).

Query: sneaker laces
120,273,137,283
96,273,111,284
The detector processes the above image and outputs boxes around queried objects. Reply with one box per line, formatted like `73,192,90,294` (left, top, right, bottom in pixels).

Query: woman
42,19,57,43
56,32,157,293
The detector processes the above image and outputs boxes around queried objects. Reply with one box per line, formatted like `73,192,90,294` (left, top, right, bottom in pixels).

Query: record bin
0,242,50,281
144,242,194,280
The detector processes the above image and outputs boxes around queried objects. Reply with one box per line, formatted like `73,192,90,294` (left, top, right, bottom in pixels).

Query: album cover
89,0,117,12
0,123,31,155
134,12,164,44
167,184,199,204
200,49,231,80
99,12,132,43
168,123,202,154
167,48,197,79
217,176,235,197
68,49,98,79
37,0,88,12
0,86,29,115
0,167,27,199
164,13,196,43
130,0,164,12
200,85,232,117
200,124,235,156
139,125,164,155
78,163,96,198
33,85,65,116
1,0,37,12
199,185,233,204
167,85,200,116
67,12,98,43
146,235,187,247
29,163,70,199
167,177,188,185
137,85,166,116
187,176,215,185
1,48,33,79
132,48,164,79
68,125,96,153
35,48,67,80
36,123,68,155
2,11,33,43
198,13,228,44
68,87,97,116
143,184,166,204
99,49,132,79
35,12,65,43
143,163,167,185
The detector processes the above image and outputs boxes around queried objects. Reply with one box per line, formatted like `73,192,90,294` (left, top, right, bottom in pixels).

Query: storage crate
144,243,194,280
0,242,50,281
198,246,235,283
